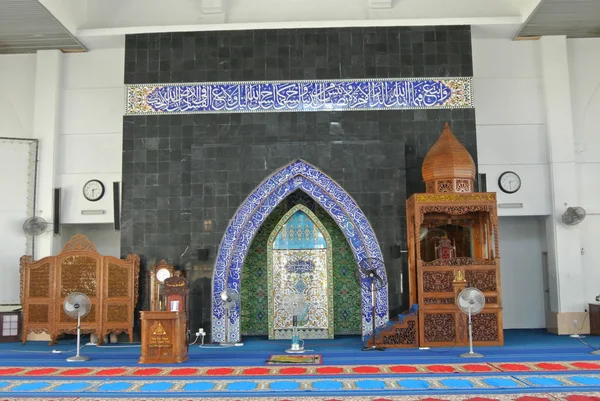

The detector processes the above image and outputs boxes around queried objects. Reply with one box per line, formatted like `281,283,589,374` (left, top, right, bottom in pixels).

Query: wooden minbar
406,123,504,348
139,311,188,363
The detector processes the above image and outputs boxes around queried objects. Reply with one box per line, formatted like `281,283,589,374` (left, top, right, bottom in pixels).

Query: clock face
156,268,171,283
83,179,105,201
498,171,521,194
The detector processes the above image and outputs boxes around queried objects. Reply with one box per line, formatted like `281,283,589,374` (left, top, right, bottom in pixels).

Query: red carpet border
1,362,599,377
2,392,600,401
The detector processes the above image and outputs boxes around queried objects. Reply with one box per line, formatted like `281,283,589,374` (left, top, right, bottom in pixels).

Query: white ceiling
6,0,597,53
0,0,84,54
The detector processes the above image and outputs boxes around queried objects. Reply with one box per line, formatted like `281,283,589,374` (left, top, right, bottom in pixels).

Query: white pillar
539,36,584,316
32,50,62,258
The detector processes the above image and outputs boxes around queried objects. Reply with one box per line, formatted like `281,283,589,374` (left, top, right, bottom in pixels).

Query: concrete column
32,50,62,258
539,37,584,328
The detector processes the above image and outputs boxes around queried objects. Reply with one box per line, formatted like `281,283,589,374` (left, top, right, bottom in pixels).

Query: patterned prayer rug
2,374,600,395
0,361,598,377
2,392,600,401
266,354,323,365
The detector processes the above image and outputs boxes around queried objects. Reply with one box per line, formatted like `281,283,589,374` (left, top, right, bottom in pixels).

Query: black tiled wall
122,26,476,337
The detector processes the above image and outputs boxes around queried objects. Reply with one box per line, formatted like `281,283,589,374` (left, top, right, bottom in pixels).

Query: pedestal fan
359,258,387,351
63,292,91,362
220,289,242,346
457,287,485,358
283,294,309,354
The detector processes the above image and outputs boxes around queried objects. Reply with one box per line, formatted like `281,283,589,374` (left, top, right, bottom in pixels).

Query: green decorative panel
241,197,361,336
315,207,362,335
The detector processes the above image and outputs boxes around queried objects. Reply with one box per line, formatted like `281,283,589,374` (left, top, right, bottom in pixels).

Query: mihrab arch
211,159,389,342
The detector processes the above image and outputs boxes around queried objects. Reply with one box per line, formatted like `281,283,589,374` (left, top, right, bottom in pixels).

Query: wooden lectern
139,273,190,364
139,311,188,363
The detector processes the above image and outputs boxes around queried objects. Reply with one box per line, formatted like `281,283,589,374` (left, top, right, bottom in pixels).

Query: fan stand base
362,345,385,351
220,342,242,347
460,352,483,358
66,355,90,362
285,348,306,354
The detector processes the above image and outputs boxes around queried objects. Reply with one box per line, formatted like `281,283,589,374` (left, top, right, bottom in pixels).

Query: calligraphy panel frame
125,77,473,115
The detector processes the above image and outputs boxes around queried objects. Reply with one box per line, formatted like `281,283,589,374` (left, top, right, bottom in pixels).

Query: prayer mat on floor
266,354,322,365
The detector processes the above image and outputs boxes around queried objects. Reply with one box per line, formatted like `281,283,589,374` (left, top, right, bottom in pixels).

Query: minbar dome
422,122,476,193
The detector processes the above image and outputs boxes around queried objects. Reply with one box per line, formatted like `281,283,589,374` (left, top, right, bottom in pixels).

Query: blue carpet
2,329,600,368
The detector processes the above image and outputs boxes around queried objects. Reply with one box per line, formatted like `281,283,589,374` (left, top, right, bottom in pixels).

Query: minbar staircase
366,304,419,348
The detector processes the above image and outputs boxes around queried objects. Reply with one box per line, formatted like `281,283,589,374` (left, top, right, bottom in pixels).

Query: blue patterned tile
211,159,389,342
126,78,473,115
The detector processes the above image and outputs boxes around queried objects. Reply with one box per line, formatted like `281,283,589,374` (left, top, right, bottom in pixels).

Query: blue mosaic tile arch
125,78,473,115
212,160,389,342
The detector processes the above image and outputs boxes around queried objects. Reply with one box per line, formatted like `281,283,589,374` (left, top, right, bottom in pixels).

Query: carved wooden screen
19,258,55,338
102,257,139,343
20,235,140,344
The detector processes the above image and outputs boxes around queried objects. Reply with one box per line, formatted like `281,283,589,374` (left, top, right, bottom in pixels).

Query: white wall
58,48,124,228
0,55,36,139
472,37,552,216
499,216,547,329
0,55,37,304
568,38,600,306
0,141,33,304
61,224,121,257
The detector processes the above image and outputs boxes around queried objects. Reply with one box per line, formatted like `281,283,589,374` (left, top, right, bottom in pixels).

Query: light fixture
80,210,106,215
497,203,523,209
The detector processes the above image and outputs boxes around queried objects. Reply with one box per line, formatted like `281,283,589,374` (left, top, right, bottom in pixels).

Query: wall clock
498,171,521,194
83,179,105,201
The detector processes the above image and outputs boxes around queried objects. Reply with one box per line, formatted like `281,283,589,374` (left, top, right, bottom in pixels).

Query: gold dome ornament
422,122,476,193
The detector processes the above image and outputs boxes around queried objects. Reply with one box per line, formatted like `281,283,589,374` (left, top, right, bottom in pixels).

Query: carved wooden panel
20,235,140,344
424,297,455,304
472,312,500,342
107,263,130,298
423,313,456,343
465,270,496,292
28,264,50,298
27,304,49,324
422,271,454,293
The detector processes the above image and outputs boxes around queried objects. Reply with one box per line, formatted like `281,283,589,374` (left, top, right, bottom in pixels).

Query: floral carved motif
424,297,455,304
472,313,499,342
436,180,453,193
422,271,454,293
420,205,495,219
486,297,498,304
465,270,496,292
414,193,496,203
61,234,98,253
422,258,496,267
423,313,456,343
455,179,471,192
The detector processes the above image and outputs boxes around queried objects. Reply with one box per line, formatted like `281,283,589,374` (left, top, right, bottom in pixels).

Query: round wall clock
156,268,172,283
498,171,521,194
83,179,105,201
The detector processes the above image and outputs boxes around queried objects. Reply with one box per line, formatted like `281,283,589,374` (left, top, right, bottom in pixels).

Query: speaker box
477,173,487,192
113,182,121,231
390,244,402,259
198,249,209,261
53,188,61,235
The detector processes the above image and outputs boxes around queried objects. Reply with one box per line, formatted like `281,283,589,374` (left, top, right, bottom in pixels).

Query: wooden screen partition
20,235,140,344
